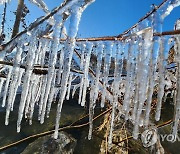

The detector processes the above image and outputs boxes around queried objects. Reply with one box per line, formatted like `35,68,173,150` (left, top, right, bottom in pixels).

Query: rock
22,131,76,154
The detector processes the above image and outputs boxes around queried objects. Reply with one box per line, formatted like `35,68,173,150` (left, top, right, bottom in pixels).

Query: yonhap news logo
141,127,180,147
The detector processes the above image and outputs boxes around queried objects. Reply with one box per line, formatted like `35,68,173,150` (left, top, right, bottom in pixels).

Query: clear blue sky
1,0,180,38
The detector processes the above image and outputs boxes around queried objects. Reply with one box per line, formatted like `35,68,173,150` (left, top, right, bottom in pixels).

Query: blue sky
1,0,180,38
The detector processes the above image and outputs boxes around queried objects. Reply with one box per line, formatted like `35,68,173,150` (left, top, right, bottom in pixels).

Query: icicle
46,72,56,118
11,69,24,111
29,75,40,125
56,20,67,85
17,30,38,133
144,14,163,126
2,67,12,107
172,19,180,137
87,42,104,140
133,28,153,139
101,42,113,108
108,42,122,145
155,37,167,121
144,54,154,126
0,78,5,97
66,73,73,100
40,40,49,66
34,40,42,64
41,14,62,122
54,3,84,139
5,44,23,125
80,43,86,69
38,75,47,120
81,42,93,107
90,42,104,105
34,76,43,103
72,83,80,98
78,43,86,104
24,81,33,119
56,47,65,85
81,42,93,138
88,90,94,140
125,40,138,121
122,39,135,115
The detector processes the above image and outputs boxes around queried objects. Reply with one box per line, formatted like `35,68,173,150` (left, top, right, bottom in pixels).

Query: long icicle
53,2,85,139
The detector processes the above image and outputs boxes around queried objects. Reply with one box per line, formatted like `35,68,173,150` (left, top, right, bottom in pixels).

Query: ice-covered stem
172,19,180,137
29,0,49,13
118,0,180,37
0,0,80,52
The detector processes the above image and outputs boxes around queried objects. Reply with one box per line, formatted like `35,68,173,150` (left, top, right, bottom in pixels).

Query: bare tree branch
11,0,24,38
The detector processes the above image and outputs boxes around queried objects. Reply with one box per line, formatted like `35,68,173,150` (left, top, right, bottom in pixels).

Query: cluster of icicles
0,0,179,145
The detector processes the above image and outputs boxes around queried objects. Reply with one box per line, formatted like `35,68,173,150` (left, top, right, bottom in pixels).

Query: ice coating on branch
160,0,180,19
29,0,49,13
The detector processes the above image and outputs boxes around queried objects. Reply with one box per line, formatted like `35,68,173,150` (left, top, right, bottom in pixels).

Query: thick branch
0,60,83,75
11,0,24,38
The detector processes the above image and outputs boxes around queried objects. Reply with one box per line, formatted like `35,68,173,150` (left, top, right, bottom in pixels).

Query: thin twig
43,29,180,42
112,119,173,145
0,107,112,151
118,0,169,37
